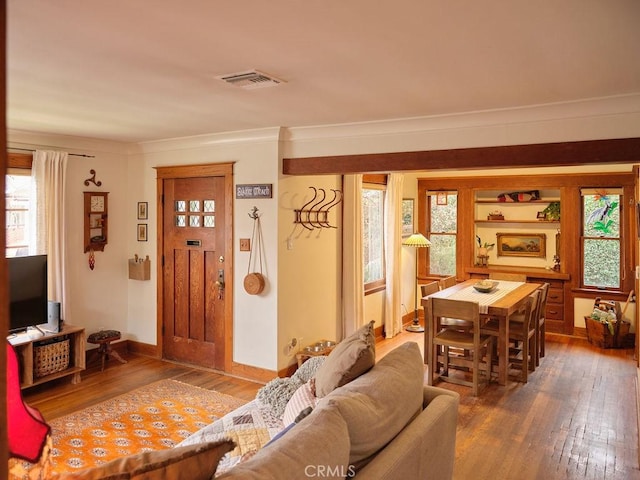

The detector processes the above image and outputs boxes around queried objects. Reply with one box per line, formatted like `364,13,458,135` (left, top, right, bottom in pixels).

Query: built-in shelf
475,199,560,204
475,220,560,224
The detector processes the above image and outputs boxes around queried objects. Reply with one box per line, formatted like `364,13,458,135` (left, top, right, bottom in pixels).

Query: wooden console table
9,324,86,389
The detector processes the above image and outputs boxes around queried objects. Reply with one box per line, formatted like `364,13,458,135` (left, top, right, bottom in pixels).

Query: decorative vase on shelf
477,247,489,267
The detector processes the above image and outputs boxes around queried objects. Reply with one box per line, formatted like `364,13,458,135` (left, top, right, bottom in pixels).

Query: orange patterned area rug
44,379,246,474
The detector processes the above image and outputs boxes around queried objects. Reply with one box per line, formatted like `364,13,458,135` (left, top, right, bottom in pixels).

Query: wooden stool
87,330,127,371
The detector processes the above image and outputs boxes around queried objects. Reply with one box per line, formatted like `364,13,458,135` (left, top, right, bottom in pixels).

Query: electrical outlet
240,238,250,251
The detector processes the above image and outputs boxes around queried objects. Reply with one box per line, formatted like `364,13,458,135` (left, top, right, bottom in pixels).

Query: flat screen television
7,254,48,334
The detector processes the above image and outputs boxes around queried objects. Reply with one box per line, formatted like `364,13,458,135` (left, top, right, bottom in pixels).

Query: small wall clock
84,192,109,253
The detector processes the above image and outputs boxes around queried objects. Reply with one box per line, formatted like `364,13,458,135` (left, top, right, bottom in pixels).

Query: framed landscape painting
497,233,546,258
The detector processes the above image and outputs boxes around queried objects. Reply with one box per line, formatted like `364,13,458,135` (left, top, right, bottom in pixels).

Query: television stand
8,324,86,389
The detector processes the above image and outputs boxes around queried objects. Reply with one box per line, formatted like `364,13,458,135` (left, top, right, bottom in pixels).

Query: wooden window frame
363,174,387,295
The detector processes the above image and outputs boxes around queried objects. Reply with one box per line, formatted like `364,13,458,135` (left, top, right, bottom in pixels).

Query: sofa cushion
52,440,234,480
315,320,375,397
282,379,318,426
217,403,351,480
317,341,424,467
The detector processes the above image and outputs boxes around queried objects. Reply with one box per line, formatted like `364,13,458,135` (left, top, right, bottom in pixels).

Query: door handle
215,269,225,299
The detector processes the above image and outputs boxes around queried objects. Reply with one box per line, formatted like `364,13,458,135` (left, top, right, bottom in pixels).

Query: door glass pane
176,200,186,212
203,215,215,228
189,200,200,212
189,216,200,227
203,200,215,212
176,215,186,227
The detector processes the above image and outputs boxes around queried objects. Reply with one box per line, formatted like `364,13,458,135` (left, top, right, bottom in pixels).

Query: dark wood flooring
22,332,640,479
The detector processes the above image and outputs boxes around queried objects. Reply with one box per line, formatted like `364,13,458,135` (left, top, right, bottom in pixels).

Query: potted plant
541,201,560,221
476,235,495,255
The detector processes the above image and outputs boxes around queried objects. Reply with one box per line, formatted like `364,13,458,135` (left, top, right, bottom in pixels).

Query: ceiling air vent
216,70,285,89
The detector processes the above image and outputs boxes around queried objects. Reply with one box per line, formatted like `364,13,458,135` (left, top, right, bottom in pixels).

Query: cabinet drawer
528,277,563,289
546,288,563,304
545,304,564,320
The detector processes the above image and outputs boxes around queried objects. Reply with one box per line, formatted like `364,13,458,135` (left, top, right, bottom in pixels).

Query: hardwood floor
22,332,639,479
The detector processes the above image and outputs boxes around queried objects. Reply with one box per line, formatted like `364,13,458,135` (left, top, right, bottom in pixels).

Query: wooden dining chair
488,272,527,282
439,275,457,290
535,283,549,366
481,289,538,383
420,281,440,298
428,297,494,396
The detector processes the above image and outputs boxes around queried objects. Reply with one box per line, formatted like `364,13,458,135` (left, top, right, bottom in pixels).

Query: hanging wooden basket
245,208,266,295
244,272,266,295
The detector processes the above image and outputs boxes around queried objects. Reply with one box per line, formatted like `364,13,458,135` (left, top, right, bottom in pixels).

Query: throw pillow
317,341,424,469
314,320,375,397
52,440,234,480
291,355,326,384
256,376,303,418
282,379,318,426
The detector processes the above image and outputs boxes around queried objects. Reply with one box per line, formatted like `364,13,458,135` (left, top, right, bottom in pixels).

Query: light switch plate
240,238,250,251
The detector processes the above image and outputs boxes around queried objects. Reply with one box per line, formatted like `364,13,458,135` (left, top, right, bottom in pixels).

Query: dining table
422,278,541,386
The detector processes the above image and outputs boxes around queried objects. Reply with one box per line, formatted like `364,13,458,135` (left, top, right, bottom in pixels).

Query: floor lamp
403,232,432,332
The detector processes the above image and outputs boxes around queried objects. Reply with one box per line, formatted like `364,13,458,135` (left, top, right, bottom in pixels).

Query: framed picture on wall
137,202,148,220
137,224,148,242
402,198,414,237
436,192,448,205
496,233,546,258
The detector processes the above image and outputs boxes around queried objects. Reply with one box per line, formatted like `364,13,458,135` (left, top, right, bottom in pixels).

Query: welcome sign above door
235,184,273,199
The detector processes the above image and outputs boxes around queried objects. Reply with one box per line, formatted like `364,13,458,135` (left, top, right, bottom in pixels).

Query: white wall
8,131,130,350
130,128,282,370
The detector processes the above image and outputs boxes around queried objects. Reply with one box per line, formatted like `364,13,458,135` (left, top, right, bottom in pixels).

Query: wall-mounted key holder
128,254,151,281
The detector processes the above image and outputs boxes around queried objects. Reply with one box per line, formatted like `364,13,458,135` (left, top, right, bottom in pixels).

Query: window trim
424,191,458,278
580,189,623,291
5,164,33,256
362,176,387,295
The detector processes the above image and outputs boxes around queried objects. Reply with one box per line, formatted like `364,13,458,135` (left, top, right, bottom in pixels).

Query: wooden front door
157,164,233,371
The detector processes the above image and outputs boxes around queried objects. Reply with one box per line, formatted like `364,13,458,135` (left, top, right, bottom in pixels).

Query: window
426,191,457,276
582,189,621,289
362,181,386,292
6,170,33,257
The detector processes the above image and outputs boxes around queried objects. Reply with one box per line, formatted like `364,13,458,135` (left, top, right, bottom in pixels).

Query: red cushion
7,342,51,462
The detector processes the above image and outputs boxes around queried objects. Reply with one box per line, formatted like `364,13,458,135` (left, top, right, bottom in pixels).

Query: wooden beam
282,137,640,175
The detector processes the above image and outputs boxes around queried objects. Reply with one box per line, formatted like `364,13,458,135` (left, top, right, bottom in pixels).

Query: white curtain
30,150,68,316
384,173,404,338
342,174,364,339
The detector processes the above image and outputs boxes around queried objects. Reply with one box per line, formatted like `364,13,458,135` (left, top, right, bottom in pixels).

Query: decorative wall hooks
248,206,261,219
84,169,102,187
294,187,342,230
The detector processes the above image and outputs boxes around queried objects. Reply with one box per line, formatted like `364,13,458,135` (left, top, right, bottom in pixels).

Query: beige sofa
218,341,459,479
54,340,459,480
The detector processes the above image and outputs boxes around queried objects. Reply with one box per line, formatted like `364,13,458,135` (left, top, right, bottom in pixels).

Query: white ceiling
7,0,640,144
